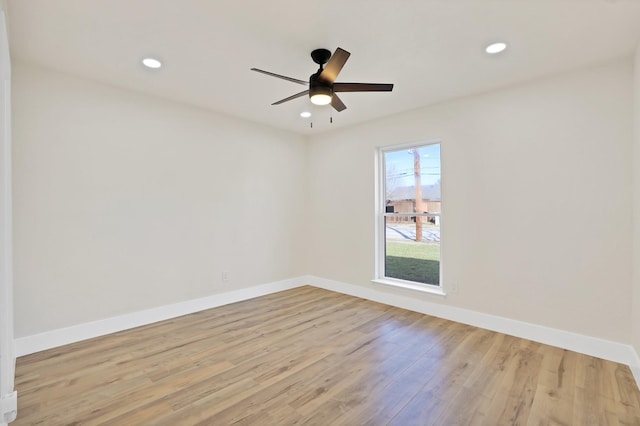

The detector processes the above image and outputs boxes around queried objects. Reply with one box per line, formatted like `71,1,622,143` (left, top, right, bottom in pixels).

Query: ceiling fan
251,47,394,112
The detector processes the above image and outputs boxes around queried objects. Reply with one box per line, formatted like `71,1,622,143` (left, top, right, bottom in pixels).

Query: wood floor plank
12,286,640,425
525,347,577,426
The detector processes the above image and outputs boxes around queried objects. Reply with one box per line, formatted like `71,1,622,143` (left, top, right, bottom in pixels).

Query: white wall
634,44,640,355
12,55,638,352
307,59,633,343
12,62,307,338
0,5,17,425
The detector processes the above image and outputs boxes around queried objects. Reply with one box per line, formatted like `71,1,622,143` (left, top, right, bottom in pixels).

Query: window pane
383,143,441,286
385,216,440,285
384,145,441,214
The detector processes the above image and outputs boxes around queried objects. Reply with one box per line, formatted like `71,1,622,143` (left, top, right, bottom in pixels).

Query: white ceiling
6,0,640,135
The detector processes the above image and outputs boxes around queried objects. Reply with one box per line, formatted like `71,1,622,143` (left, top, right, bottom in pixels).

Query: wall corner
632,40,640,356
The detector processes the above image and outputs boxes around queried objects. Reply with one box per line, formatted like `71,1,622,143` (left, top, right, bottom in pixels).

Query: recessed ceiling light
300,111,312,118
142,58,162,69
485,42,508,54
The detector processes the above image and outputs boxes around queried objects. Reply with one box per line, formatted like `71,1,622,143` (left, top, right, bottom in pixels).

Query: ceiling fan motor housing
309,73,333,99
309,75,333,105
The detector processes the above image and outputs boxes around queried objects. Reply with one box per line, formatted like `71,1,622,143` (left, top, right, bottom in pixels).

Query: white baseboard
14,274,640,391
15,277,306,357
305,275,640,389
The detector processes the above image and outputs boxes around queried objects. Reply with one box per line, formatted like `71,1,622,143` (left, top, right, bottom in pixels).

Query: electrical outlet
222,271,230,283
449,281,458,294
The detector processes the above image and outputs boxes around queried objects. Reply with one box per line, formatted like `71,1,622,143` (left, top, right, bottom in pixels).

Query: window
375,142,443,294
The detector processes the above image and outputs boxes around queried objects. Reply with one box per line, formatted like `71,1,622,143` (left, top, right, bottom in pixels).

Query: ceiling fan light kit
309,85,332,105
251,47,394,113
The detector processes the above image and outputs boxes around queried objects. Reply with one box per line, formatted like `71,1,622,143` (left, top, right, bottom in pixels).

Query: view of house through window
380,142,441,286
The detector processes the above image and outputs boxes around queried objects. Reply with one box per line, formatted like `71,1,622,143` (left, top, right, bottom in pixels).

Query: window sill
371,278,447,297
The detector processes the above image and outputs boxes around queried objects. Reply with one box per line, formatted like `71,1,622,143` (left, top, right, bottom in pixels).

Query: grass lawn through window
385,240,440,285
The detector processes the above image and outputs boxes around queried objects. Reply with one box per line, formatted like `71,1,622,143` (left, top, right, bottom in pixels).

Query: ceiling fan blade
251,68,308,86
333,83,394,92
331,94,347,112
272,89,310,105
318,48,350,84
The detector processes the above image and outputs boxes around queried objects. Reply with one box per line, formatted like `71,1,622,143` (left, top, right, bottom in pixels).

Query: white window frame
373,140,445,297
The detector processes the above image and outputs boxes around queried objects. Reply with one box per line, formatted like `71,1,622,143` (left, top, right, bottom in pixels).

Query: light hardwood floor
13,286,640,425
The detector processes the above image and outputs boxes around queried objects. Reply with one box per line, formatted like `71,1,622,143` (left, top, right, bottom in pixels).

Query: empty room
2,0,640,424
